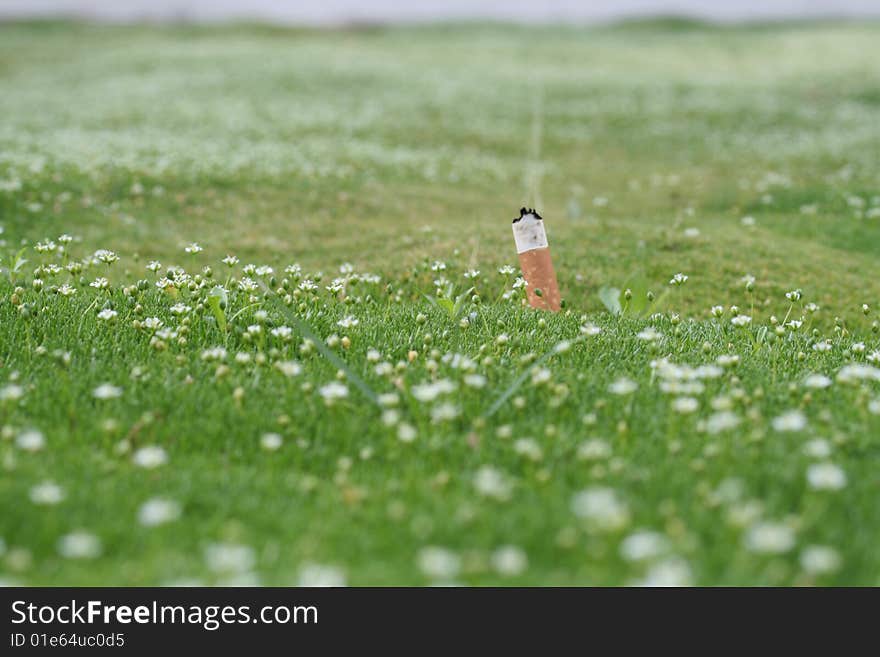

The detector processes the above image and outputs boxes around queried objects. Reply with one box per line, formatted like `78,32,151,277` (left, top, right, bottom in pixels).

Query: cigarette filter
512,207,561,312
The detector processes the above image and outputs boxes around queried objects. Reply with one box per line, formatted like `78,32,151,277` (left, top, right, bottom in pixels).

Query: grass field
1,19,880,585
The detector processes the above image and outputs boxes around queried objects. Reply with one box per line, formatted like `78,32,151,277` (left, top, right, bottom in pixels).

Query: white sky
2,0,879,23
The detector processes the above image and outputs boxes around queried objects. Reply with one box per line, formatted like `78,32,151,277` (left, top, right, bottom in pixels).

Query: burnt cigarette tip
513,207,543,224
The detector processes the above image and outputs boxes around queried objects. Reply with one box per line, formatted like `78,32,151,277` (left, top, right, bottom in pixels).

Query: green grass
1,20,880,585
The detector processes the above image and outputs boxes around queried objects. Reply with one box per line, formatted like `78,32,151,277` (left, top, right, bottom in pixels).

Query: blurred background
3,0,880,24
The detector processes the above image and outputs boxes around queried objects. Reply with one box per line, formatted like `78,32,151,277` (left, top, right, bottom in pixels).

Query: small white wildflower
812,340,832,353
608,378,637,396
58,531,102,559
491,546,528,576
580,323,602,336
319,382,349,404
132,445,168,469
473,466,512,501
97,308,118,322
30,481,65,505
16,429,45,452
620,530,668,562
745,522,795,554
337,315,359,329
274,361,302,377
204,543,256,573
417,546,460,580
0,384,24,401
803,439,832,459
298,563,347,587
636,558,693,587
800,546,841,575
260,433,283,451
571,487,630,531
184,242,203,254
803,374,832,389
669,273,688,286
576,439,611,461
772,410,807,432
705,411,741,434
463,374,487,388
672,397,699,414
636,327,662,342
138,498,182,527
806,463,847,491
92,383,122,400
730,315,752,327
397,423,417,443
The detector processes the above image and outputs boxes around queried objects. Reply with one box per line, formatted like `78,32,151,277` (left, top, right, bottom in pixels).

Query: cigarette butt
512,207,561,312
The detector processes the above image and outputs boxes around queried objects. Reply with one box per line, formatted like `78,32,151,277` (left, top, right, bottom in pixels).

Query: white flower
730,314,752,327
837,363,880,383
319,382,349,403
0,384,24,401
636,327,662,342
745,522,795,554
132,445,168,469
806,463,847,491
30,481,65,505
274,361,301,377
16,429,45,452
620,530,668,562
473,466,512,500
184,242,203,254
260,433,283,451
337,315,359,329
58,531,102,559
634,558,693,587
411,379,455,402
222,255,239,266
771,410,807,432
298,563,347,587
97,308,118,321
580,323,602,336
803,374,832,389
271,326,293,341
138,498,181,527
463,374,487,388
851,342,866,354
710,305,724,317
491,546,528,576
803,439,832,459
571,487,630,530
417,546,460,580
800,546,841,575
576,439,611,461
608,378,637,395
397,423,417,443
204,543,255,573
92,383,122,400
672,397,699,414
669,273,688,286
785,289,802,301
705,411,740,434
812,341,832,352
146,261,162,272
